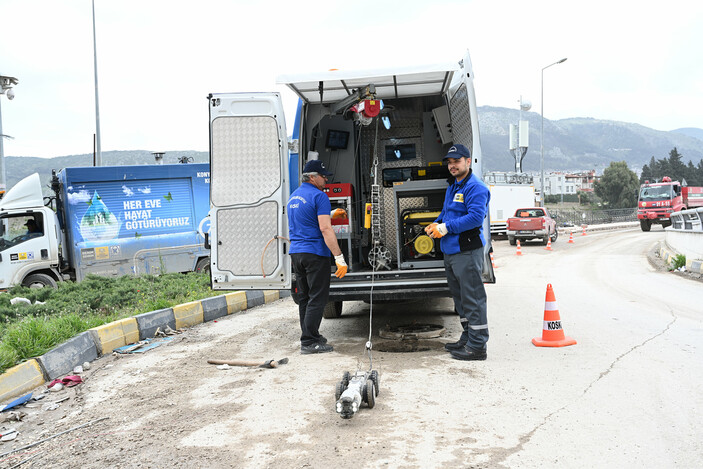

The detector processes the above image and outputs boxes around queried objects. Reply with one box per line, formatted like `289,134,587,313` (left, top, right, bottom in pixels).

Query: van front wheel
323,301,343,319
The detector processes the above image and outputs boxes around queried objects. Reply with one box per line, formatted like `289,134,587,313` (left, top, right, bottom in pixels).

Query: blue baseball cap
442,144,471,160
303,159,333,176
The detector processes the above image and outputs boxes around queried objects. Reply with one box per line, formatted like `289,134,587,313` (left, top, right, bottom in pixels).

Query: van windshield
639,185,673,201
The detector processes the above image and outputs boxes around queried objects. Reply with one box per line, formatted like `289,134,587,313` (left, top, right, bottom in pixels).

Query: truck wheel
322,301,343,319
195,257,210,274
542,236,549,245
508,236,516,246
640,219,652,232
22,273,58,289
550,230,558,242
662,220,672,228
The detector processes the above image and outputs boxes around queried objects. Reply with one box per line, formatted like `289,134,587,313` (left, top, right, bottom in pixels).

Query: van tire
22,273,58,289
323,301,343,319
195,257,210,274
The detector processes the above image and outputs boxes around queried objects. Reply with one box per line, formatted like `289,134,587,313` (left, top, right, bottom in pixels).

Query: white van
207,51,495,317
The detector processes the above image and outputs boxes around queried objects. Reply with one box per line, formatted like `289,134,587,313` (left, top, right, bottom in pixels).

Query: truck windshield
0,215,44,251
639,185,673,201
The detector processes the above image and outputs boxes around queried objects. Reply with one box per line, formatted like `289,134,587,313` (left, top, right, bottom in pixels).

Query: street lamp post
0,75,19,193
540,58,567,206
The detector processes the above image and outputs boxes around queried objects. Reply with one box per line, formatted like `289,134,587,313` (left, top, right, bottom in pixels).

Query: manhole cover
374,340,437,353
378,323,445,340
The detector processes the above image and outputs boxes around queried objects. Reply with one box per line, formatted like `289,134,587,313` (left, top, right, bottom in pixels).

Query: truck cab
208,52,495,316
0,174,63,288
637,177,682,231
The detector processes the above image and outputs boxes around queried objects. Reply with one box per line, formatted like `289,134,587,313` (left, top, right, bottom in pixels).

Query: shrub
670,254,686,270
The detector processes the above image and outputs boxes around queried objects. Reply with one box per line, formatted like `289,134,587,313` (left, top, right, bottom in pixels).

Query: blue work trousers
444,248,489,350
291,252,330,346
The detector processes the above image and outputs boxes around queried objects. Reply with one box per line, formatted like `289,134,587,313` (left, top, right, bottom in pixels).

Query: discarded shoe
450,346,487,361
301,343,334,354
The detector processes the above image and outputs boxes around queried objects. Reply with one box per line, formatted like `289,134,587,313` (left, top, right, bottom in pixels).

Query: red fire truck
637,177,703,231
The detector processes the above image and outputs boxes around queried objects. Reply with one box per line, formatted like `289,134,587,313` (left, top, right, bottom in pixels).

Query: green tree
594,161,639,208
686,161,699,186
667,147,686,182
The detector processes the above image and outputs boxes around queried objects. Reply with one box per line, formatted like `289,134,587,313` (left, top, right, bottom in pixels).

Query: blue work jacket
435,170,490,255
287,182,332,257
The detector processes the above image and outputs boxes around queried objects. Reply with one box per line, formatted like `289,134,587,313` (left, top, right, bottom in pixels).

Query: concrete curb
0,289,289,403
659,243,703,274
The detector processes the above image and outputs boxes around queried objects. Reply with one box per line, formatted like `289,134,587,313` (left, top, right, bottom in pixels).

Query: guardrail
665,207,703,265
670,208,703,231
549,208,637,227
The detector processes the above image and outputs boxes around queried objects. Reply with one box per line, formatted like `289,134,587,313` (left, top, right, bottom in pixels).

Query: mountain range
4,107,702,192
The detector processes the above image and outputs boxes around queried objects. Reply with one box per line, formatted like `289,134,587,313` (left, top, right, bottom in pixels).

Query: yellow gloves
331,208,348,219
427,222,447,239
334,254,348,278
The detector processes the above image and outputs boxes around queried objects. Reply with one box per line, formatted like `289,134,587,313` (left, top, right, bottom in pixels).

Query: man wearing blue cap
426,144,491,360
287,159,348,354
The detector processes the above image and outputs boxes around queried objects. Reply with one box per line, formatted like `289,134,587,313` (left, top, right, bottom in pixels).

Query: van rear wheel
22,273,58,289
323,301,343,319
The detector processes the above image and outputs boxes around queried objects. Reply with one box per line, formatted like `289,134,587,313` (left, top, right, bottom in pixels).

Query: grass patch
670,254,687,270
0,273,220,374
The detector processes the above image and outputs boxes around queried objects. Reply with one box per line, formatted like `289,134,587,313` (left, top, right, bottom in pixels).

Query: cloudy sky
1,0,702,159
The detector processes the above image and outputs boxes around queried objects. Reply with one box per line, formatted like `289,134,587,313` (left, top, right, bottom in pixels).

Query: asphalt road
2,227,701,468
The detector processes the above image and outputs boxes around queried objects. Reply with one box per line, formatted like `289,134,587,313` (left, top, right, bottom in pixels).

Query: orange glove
334,254,348,278
331,208,347,219
428,223,448,239
425,222,438,235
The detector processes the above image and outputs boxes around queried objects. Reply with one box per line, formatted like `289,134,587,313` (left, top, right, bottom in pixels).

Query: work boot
444,325,469,352
444,339,467,352
450,345,487,361
301,343,334,354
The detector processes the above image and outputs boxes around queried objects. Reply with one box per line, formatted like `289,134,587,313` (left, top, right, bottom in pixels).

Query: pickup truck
506,207,557,246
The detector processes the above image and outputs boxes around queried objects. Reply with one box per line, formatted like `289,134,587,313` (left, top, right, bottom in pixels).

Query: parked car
506,207,557,246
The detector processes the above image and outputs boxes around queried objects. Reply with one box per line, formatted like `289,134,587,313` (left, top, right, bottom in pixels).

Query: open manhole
378,323,445,340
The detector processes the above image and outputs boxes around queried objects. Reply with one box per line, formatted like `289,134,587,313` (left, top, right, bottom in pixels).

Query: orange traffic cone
544,238,553,251
532,284,577,347
582,225,587,236
568,232,574,243
489,251,497,268
516,240,523,256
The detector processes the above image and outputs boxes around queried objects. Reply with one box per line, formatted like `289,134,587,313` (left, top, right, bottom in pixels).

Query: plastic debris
73,365,84,374
114,337,172,354
82,361,91,370
42,402,60,412
0,392,33,412
49,383,63,392
9,297,31,306
216,364,231,370
48,375,82,389
0,428,18,441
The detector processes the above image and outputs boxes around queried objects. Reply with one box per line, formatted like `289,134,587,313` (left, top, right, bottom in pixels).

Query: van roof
277,63,459,104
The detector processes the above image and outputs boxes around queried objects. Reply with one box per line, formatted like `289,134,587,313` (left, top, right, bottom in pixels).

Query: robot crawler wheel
342,371,351,387
335,381,345,401
364,379,376,409
370,370,380,397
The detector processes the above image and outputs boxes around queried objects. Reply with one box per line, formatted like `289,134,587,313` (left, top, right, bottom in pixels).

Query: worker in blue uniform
287,159,348,354
426,144,490,361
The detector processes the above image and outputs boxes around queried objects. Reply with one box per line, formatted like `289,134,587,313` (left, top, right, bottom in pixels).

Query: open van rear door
447,51,496,283
208,93,291,290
